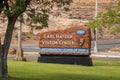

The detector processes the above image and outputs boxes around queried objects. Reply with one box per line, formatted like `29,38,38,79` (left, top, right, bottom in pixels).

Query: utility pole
94,0,98,53
16,15,26,61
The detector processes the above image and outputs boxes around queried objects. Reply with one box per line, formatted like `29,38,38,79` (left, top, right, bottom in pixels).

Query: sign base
38,55,93,66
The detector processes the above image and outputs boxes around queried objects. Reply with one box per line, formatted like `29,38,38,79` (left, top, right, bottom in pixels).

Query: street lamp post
94,0,98,53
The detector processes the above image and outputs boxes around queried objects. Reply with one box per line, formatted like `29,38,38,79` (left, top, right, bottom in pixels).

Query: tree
88,1,120,34
0,0,72,78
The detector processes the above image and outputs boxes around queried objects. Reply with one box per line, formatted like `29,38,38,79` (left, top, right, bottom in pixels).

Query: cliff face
49,0,118,27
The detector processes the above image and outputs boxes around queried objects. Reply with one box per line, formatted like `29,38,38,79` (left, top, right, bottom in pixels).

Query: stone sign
39,26,91,55
38,26,92,66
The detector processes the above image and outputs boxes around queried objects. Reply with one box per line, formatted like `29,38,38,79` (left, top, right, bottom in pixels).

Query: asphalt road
10,39,120,52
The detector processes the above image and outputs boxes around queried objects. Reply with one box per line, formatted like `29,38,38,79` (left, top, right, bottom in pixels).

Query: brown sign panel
39,26,91,55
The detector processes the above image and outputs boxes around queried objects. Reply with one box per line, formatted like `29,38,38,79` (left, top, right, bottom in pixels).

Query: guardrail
91,39,120,51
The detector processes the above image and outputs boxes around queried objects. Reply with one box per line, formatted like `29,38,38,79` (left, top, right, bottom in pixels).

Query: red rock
8,48,16,55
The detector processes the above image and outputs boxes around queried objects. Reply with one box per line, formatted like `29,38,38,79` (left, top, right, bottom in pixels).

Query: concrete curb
91,52,120,58
91,54,120,58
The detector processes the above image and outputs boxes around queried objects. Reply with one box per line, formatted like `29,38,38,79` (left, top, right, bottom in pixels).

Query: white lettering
55,34,73,39
43,34,54,38
43,34,73,39
41,40,74,45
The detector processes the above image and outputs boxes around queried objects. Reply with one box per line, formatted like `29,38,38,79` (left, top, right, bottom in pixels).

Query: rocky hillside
0,0,120,44
48,0,120,40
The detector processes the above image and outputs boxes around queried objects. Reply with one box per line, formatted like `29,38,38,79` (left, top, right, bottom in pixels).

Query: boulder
8,48,16,55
